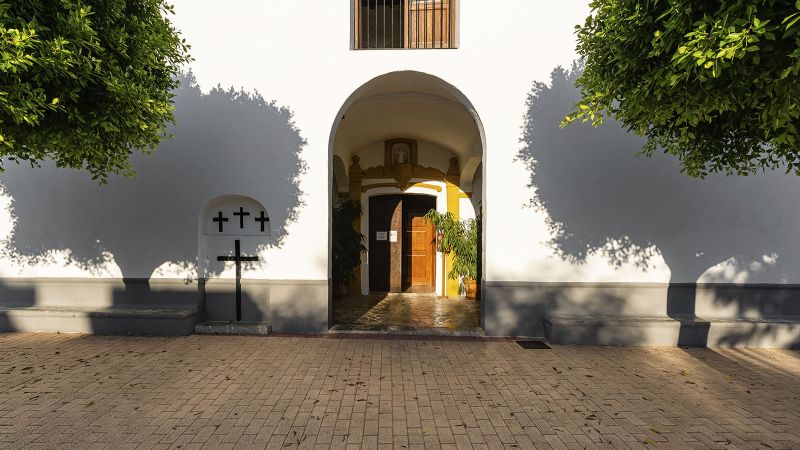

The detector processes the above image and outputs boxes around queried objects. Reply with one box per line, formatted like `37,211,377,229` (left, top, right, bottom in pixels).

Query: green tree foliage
332,198,366,290
0,0,190,181
566,0,800,177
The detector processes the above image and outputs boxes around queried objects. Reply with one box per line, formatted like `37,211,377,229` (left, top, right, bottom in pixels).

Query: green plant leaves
332,198,366,288
423,210,479,289
567,0,800,177
0,0,191,182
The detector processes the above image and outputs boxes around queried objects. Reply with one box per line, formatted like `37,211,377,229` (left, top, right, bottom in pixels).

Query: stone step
194,321,272,335
544,314,800,347
329,324,485,337
0,306,200,335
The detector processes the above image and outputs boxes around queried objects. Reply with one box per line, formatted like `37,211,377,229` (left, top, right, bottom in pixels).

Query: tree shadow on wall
517,65,800,347
0,73,307,322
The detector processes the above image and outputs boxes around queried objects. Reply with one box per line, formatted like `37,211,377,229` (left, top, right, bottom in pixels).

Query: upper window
354,0,457,49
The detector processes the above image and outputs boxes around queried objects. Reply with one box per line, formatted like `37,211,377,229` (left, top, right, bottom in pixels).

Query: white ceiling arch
330,71,485,168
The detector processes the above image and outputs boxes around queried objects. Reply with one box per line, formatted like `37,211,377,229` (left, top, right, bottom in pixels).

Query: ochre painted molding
361,164,446,190
361,183,398,193
361,182,443,193
413,183,443,192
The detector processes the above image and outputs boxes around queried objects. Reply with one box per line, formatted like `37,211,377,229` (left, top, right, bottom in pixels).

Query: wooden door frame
367,193,438,293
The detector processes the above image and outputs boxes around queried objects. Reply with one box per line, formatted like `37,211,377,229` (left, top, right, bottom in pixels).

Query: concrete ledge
0,306,199,318
195,321,272,335
484,281,800,347
0,277,329,335
0,306,200,336
706,318,800,348
544,315,683,346
545,314,800,348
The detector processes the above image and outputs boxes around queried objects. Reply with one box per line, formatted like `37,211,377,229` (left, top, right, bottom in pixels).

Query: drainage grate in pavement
515,339,551,349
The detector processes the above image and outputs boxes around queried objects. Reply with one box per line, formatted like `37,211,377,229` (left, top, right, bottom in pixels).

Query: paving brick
0,334,797,449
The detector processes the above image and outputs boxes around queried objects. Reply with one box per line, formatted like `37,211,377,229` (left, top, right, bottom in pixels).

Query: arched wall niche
198,194,271,280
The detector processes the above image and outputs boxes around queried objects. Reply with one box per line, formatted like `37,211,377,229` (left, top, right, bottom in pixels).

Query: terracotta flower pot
465,279,478,300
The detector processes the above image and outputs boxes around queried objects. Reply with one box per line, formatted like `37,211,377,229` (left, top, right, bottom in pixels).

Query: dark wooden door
369,195,402,292
402,196,436,292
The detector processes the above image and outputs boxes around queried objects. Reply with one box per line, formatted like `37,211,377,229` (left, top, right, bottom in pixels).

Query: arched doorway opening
329,71,486,332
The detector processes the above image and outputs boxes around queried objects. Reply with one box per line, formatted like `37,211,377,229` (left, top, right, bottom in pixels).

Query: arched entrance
329,71,486,332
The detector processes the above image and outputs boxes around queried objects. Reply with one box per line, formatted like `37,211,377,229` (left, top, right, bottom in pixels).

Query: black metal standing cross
255,211,270,232
217,239,258,321
233,206,250,229
213,211,229,232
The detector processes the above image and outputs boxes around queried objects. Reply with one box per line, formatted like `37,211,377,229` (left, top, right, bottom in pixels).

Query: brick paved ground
0,333,798,449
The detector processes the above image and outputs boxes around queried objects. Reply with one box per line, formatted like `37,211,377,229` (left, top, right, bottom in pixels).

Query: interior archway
329,70,486,332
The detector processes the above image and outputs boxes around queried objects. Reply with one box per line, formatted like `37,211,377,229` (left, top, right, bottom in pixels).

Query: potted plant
424,210,479,299
452,218,479,300
332,198,366,299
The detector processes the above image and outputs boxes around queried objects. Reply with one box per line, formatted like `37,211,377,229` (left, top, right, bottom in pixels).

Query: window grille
354,0,456,49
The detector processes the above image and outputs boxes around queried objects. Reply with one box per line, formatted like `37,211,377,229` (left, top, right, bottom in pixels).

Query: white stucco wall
1,0,798,290
164,0,593,283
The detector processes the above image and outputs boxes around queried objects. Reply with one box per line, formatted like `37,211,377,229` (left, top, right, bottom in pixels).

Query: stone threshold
329,324,485,337
195,321,272,335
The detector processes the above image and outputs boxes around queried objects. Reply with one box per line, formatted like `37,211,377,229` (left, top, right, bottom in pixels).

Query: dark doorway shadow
517,65,800,347
0,73,307,332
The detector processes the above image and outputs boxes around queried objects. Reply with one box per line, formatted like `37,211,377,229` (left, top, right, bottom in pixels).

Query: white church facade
0,1,798,347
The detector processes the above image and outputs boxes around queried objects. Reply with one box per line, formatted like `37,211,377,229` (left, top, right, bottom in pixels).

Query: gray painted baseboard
0,277,328,335
3,277,797,347
483,281,800,348
202,278,328,333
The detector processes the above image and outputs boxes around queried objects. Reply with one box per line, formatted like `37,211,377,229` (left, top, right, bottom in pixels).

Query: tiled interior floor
332,293,480,330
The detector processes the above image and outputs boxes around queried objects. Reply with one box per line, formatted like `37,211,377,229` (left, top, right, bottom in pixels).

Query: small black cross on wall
255,211,270,232
217,239,259,321
212,211,229,232
233,206,250,229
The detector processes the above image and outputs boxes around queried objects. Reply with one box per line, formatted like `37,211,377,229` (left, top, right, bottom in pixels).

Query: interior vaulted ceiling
332,71,483,165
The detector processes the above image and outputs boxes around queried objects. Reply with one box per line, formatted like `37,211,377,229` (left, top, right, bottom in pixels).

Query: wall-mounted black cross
255,211,270,232
217,239,259,321
233,206,250,229
212,211,229,232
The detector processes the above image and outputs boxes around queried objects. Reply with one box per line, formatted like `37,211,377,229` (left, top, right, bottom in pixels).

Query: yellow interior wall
445,180,460,298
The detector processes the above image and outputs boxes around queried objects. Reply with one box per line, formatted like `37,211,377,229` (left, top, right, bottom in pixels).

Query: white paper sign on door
389,231,398,242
